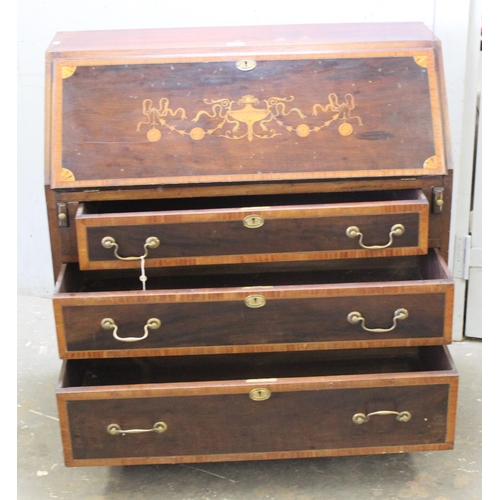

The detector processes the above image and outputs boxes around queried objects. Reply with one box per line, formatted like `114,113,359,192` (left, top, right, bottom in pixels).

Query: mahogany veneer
45,23,457,467
57,346,457,466
53,250,453,358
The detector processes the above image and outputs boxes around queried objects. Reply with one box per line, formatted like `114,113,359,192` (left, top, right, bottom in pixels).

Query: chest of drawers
45,23,458,467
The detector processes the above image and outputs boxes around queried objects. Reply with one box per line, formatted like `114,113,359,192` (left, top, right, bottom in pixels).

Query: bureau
45,23,458,467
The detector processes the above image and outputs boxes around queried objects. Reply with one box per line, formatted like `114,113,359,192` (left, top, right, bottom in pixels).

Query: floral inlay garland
137,93,362,142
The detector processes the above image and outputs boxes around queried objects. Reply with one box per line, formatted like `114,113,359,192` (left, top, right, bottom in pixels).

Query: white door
464,94,482,339
448,0,482,341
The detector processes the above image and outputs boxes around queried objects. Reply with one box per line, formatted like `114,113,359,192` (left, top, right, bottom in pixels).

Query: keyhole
236,59,257,71
244,294,266,308
243,215,264,228
249,388,271,400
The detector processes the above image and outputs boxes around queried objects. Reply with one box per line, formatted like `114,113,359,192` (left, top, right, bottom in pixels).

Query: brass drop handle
101,236,160,261
352,411,411,424
346,224,405,249
347,308,408,333
101,317,162,342
107,422,167,435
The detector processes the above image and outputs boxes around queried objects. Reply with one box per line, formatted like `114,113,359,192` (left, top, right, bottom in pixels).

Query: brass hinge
452,235,471,280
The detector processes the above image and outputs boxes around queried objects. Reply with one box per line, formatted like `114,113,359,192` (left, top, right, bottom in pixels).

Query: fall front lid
49,44,446,188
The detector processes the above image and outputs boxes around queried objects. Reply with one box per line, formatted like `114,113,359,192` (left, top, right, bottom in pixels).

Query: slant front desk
45,23,458,466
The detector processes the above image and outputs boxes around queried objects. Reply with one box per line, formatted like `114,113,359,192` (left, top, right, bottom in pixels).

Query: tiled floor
17,294,481,499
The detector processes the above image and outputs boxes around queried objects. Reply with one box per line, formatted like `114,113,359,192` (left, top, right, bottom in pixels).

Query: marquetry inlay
137,93,363,142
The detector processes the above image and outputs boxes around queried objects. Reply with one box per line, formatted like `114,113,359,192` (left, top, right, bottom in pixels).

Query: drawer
53,250,453,358
75,190,429,270
56,346,458,466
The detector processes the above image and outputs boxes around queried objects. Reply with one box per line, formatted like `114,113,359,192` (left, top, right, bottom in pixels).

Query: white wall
17,0,474,297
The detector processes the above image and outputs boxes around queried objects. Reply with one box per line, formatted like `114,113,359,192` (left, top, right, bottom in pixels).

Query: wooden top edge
49,174,449,194
46,22,438,57
50,169,448,191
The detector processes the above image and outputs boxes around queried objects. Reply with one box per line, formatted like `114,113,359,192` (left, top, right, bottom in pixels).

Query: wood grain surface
46,23,457,468
46,23,448,188
53,250,453,358
55,345,457,466
75,190,429,269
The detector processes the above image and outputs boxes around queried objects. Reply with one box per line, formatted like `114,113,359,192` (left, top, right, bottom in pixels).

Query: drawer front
57,292,452,358
50,52,446,189
53,252,453,358
57,348,458,466
76,194,429,270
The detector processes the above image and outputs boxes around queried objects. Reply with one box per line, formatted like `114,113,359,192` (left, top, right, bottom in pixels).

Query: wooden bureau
45,23,458,467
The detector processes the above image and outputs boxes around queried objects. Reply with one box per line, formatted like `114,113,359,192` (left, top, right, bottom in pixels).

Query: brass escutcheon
243,214,265,228
236,59,257,71
249,388,271,401
244,294,266,308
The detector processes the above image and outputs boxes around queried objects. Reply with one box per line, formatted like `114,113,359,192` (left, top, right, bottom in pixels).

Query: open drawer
56,345,458,466
53,249,453,358
75,190,429,270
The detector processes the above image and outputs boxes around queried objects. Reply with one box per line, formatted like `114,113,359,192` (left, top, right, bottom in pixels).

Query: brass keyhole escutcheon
236,59,257,71
243,214,265,228
244,294,266,308
249,388,271,401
